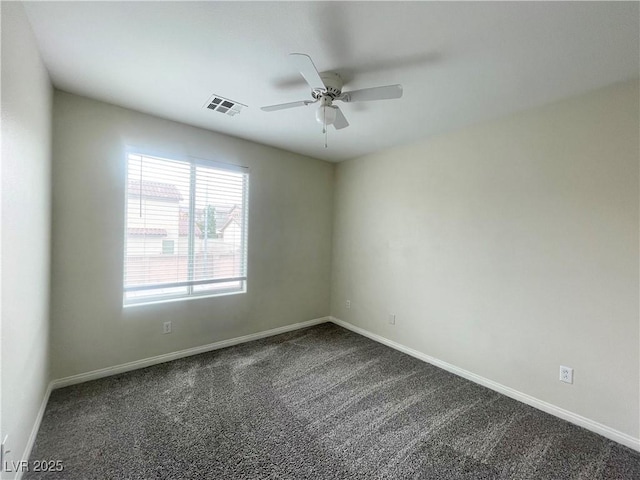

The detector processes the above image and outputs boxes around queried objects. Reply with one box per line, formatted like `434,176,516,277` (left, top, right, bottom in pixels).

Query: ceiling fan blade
290,53,326,91
341,84,403,103
332,106,349,130
261,100,315,112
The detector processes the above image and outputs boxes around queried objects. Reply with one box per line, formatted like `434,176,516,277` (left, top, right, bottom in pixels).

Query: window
123,153,248,306
161,240,175,255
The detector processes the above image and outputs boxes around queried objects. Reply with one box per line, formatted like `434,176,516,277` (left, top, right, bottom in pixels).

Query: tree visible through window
197,205,218,239
123,153,248,305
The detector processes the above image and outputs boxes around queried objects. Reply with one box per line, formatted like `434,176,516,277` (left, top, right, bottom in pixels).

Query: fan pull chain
139,157,143,217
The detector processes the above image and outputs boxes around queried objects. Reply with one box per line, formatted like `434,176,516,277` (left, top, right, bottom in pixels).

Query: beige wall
1,2,53,473
331,80,639,438
50,91,333,378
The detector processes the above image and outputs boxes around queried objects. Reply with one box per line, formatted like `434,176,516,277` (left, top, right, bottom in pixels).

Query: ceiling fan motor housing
261,53,401,132
312,72,343,99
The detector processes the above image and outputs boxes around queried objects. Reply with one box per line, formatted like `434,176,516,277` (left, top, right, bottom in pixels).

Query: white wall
50,91,333,379
331,80,639,440
1,2,53,474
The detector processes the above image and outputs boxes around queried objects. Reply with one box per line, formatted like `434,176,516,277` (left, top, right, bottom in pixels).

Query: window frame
122,150,249,307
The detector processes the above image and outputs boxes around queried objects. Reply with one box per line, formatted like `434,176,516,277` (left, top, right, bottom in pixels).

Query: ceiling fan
261,53,403,133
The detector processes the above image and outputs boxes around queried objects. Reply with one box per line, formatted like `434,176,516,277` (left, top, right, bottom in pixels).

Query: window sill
122,288,246,309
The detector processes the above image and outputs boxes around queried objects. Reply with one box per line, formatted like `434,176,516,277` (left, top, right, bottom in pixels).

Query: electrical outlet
559,365,573,384
388,314,396,325
346,300,351,310
163,321,172,334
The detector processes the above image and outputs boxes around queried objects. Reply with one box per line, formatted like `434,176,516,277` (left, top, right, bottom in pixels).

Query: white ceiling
23,1,639,162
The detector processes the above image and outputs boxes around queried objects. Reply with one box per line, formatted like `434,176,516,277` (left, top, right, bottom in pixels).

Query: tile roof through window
128,180,183,202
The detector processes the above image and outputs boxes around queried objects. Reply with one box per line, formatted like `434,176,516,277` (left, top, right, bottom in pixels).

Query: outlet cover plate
559,365,573,384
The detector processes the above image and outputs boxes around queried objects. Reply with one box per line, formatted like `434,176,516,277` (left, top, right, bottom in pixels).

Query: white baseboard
329,316,640,452
13,381,54,480
52,316,330,389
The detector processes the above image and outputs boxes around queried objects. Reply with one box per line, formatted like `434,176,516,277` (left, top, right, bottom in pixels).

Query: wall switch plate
559,365,573,384
346,300,351,310
388,314,396,325
163,321,172,334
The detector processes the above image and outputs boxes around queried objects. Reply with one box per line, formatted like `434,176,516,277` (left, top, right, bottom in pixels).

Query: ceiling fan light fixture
261,53,402,134
316,104,337,126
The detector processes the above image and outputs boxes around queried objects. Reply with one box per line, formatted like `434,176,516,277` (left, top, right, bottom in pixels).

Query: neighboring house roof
213,205,234,232
179,211,203,238
127,227,167,237
128,179,183,201
220,205,242,232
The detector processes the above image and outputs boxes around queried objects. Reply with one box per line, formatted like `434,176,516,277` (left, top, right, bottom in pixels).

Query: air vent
204,94,246,117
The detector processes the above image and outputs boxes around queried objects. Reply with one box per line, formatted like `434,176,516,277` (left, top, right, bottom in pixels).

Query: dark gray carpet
27,323,640,479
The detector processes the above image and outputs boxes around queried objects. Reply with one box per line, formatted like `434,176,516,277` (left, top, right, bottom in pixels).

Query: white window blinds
123,153,248,305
